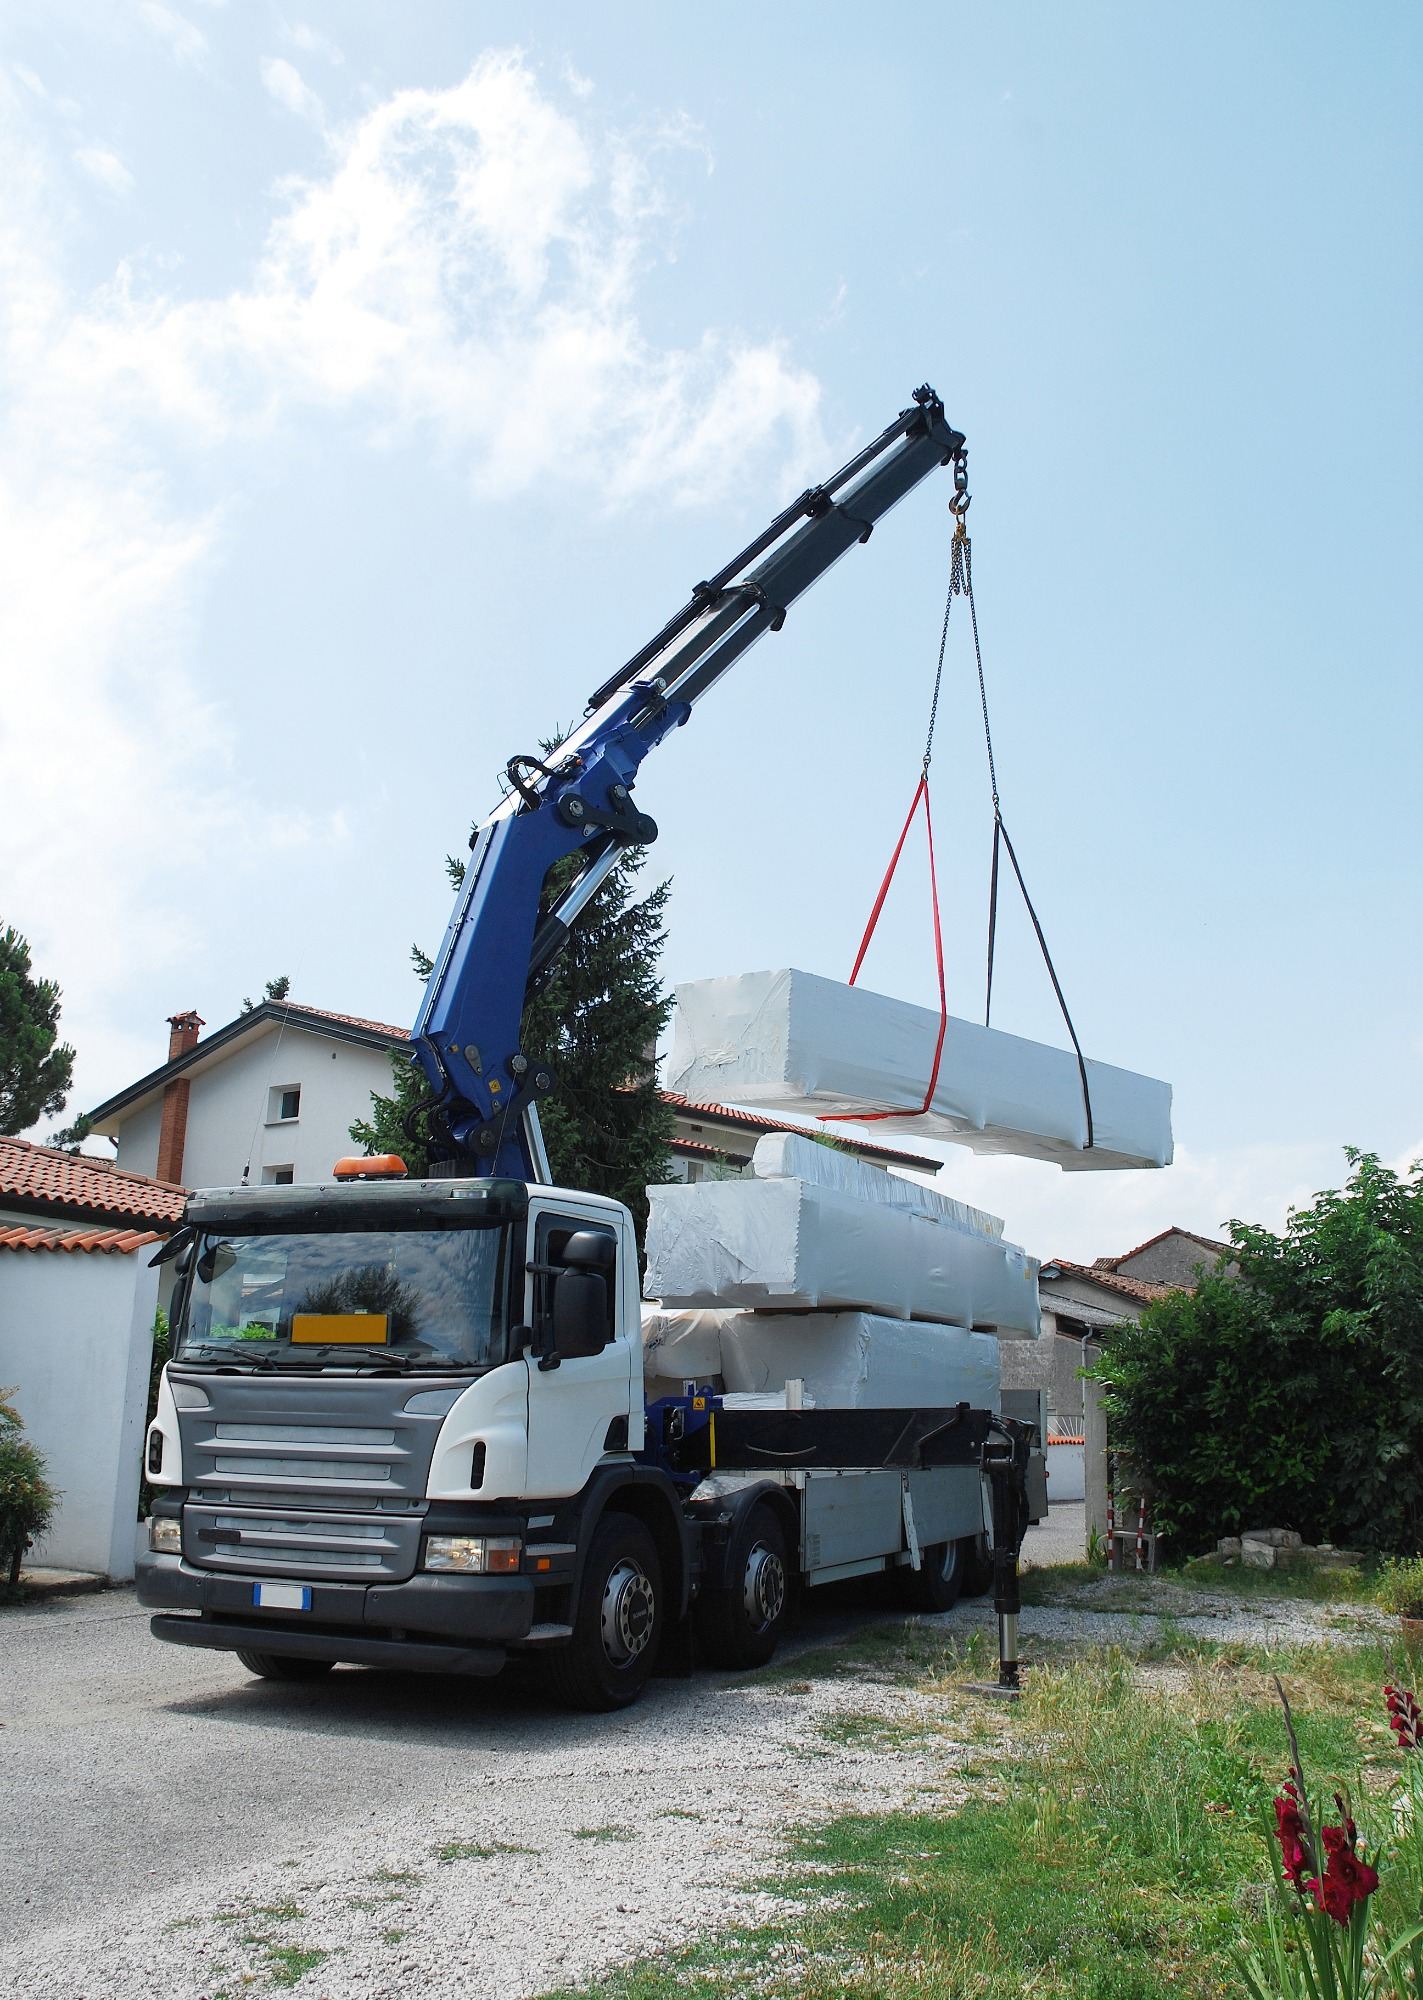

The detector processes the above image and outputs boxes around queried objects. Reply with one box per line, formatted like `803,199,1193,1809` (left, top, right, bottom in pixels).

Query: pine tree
241,974,291,1014
0,923,75,1135
353,847,675,1240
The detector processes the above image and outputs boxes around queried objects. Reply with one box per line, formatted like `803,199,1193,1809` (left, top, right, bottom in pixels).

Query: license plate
253,1582,312,1611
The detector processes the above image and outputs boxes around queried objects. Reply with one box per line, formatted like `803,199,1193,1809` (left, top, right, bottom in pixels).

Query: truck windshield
176,1224,510,1371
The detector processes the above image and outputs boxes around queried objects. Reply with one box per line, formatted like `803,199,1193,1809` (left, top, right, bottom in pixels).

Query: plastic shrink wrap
643,1144,1039,1337
749,1132,1002,1235
719,1312,1001,1414
640,1307,999,1414
669,968,1172,1172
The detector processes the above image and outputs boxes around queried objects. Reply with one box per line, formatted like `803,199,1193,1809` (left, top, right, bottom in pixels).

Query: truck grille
182,1504,421,1580
170,1368,466,1583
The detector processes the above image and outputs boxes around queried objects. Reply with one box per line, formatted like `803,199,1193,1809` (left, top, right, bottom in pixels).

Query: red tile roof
0,1224,164,1255
1046,1257,1176,1304
279,1003,411,1040
1098,1226,1234,1271
0,1136,186,1226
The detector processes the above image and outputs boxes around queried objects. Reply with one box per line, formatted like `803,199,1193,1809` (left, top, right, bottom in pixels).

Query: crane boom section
412,388,966,1173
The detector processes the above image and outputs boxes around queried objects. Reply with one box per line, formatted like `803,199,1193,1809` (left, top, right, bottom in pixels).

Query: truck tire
961,1536,995,1597
696,1504,791,1670
897,1537,966,1614
543,1513,662,1712
235,1650,336,1681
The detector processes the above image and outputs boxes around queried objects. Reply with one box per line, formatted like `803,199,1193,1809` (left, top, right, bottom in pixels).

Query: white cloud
283,20,344,66
261,55,324,127
886,1136,1341,1266
135,1,208,66
1,52,826,1127
74,144,135,196
39,52,824,497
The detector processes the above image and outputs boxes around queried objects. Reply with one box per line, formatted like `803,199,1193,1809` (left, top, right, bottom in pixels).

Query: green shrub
1376,1556,1423,1619
138,1306,171,1518
1094,1150,1423,1559
0,1390,59,1585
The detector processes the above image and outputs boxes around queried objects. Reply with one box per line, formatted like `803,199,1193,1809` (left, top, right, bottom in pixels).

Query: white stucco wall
0,1205,107,1233
113,1098,163,1181
0,1250,158,1578
112,1026,399,1190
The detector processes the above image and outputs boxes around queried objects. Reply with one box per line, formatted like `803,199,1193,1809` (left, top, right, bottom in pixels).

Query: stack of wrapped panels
668,968,1173,1172
642,1133,1029,1414
644,1135,1039,1336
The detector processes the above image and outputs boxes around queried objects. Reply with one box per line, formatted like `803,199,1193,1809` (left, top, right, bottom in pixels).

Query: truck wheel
898,1538,966,1614
235,1650,336,1681
696,1504,791,1670
961,1536,995,1597
543,1513,662,1712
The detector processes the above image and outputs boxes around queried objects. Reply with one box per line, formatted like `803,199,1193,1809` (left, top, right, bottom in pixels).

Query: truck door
522,1204,635,1499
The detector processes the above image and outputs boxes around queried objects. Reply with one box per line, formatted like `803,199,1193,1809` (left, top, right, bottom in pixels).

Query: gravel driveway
0,1556,1373,2000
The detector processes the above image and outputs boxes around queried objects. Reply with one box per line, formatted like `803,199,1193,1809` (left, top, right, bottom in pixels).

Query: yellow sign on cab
290,1313,390,1345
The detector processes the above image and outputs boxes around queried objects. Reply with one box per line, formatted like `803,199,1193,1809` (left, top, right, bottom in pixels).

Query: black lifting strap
950,521,1096,1152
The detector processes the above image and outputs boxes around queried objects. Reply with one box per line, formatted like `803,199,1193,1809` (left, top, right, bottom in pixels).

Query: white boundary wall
0,1250,158,1578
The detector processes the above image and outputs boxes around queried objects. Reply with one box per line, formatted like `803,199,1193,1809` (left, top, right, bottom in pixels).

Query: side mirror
550,1269,610,1362
560,1230,616,1274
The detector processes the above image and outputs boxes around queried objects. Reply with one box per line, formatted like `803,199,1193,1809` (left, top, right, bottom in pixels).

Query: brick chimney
157,1011,204,1185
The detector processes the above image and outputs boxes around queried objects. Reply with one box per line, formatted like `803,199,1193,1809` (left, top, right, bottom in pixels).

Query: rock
1241,1540,1277,1570
1217,1537,1243,1560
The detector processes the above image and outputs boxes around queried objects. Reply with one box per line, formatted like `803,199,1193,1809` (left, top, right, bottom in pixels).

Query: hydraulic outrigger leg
979,1418,1033,1697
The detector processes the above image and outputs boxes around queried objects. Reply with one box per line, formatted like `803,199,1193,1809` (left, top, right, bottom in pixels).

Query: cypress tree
353,846,674,1242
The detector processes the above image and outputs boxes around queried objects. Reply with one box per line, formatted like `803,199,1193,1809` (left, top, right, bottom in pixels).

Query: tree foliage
241,974,291,1014
1093,1150,1423,1557
0,1390,59,1586
0,923,75,1134
353,846,674,1242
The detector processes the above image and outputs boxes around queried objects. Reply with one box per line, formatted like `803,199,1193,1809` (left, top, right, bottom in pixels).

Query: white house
88,1001,945,1192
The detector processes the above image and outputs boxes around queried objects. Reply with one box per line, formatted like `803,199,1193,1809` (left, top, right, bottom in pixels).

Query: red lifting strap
819,770,948,1125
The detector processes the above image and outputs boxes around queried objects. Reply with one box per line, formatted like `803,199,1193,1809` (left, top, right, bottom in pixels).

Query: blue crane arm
410,386,967,1176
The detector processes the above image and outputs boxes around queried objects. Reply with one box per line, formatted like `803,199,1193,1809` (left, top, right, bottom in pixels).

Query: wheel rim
939,1542,961,1584
742,1541,786,1633
600,1557,656,1667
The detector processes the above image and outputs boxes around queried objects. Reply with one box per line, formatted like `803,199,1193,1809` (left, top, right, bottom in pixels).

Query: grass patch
537,1633,1410,2000
381,1928,406,1944
435,1839,537,1863
1181,1555,1376,1601
572,1825,637,1844
371,1866,419,1884
817,1709,935,1752
265,1943,329,1988
1019,1554,1381,1611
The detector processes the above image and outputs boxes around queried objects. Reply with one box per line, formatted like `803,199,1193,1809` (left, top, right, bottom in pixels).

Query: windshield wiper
278,1346,422,1371
182,1342,282,1371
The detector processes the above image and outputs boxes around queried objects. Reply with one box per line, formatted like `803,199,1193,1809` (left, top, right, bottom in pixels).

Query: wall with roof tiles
0,1247,157,1576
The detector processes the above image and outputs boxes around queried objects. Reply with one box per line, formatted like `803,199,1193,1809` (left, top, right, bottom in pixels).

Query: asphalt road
0,1582,987,1998
0,1516,1078,1996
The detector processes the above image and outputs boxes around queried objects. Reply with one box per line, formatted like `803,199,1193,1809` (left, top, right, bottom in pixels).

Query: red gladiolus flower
1309,1804,1378,1926
1274,1781,1314,1892
1385,1682,1422,1750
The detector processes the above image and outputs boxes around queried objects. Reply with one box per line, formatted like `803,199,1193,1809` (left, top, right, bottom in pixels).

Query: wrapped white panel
640,1306,732,1384
669,968,1172,1172
718,1312,1001,1414
643,1178,1040,1335
750,1132,1003,1237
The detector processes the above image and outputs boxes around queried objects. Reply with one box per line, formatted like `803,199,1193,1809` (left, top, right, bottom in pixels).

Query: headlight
423,1535,522,1575
148,1516,182,1554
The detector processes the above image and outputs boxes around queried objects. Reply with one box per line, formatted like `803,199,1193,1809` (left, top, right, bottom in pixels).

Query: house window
261,1165,295,1186
267,1085,301,1124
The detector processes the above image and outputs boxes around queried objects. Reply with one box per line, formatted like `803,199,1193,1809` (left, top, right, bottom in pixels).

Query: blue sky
2,2,1418,1258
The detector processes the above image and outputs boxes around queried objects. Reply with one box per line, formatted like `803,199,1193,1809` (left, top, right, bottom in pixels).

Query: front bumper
137,1552,535,1675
